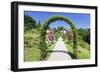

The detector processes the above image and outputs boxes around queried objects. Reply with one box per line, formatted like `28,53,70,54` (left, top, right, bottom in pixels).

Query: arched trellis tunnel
39,15,78,60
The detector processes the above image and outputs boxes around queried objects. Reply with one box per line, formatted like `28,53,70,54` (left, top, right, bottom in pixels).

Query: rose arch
39,15,78,60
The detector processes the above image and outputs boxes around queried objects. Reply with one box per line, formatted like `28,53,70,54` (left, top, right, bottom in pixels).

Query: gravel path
48,37,72,61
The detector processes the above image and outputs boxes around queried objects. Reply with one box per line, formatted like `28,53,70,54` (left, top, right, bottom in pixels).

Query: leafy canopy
24,15,36,29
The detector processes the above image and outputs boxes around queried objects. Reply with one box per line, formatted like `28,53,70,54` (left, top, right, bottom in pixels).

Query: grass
24,28,90,61
65,43,74,54
24,29,41,62
77,46,90,59
24,47,41,61
24,29,56,62
63,38,90,59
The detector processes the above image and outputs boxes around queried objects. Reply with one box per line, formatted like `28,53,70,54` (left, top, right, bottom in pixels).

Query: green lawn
77,46,90,59
24,29,41,62
24,47,41,61
63,39,90,59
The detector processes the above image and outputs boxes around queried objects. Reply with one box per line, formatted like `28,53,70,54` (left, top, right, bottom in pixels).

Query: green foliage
24,15,79,60
62,32,90,59
24,15,36,30
39,27,48,60
62,27,90,59
78,28,90,44
77,46,90,59
41,15,78,59
24,47,41,61
54,31,60,41
45,42,56,60
57,26,64,31
24,29,41,61
36,20,41,29
54,27,63,41
24,14,90,60
78,38,90,50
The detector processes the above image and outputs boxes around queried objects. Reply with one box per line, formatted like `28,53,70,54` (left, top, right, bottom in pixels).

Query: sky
24,11,90,29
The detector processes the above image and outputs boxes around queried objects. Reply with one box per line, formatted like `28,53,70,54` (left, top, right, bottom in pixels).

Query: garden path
48,36,72,61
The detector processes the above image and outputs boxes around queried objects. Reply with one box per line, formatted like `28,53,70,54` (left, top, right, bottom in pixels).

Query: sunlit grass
63,37,90,59
24,47,41,62
24,29,41,62
77,46,90,59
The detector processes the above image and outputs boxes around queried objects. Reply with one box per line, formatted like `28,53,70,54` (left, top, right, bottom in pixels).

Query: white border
18,5,96,68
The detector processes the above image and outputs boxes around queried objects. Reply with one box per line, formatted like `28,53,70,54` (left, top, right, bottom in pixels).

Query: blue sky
24,11,90,29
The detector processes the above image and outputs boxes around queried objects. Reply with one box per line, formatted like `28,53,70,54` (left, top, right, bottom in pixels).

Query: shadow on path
46,50,76,59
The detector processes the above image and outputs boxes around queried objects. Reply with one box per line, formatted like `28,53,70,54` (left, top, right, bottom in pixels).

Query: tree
78,28,90,44
24,15,36,29
36,20,41,29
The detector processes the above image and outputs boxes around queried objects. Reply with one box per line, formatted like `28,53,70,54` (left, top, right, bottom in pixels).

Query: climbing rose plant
39,15,78,60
